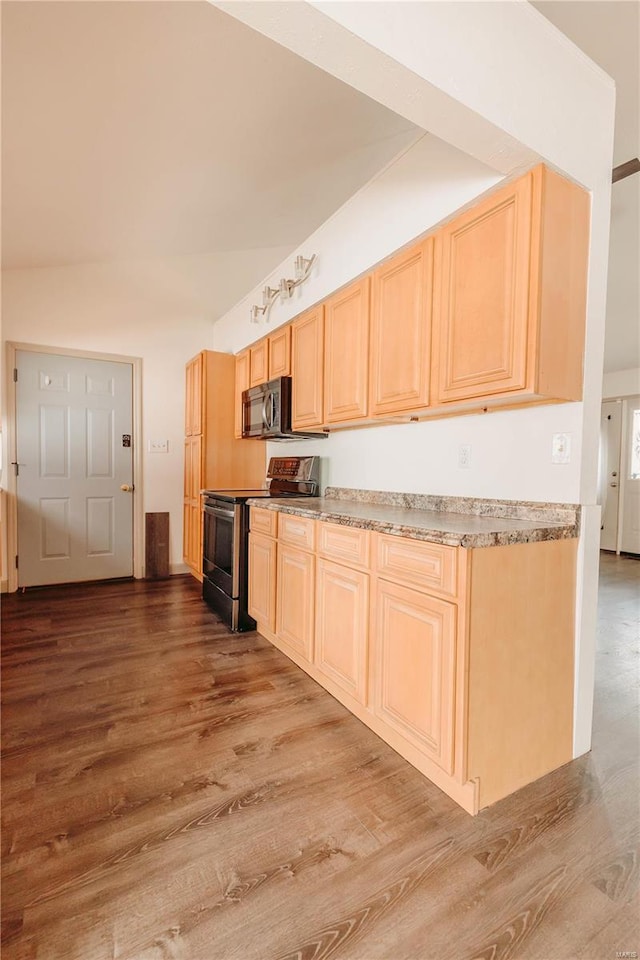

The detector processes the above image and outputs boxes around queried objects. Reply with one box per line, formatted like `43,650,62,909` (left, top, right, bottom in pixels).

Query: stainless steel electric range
202,456,320,631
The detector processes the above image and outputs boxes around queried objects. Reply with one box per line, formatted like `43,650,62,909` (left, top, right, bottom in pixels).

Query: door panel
86,408,114,478
315,559,369,704
373,579,457,774
276,544,315,660
86,498,114,556
434,175,532,402
248,533,277,631
621,396,640,554
291,306,324,430
40,498,70,559
324,277,370,423
599,401,622,551
16,351,133,586
370,239,432,415
39,404,69,477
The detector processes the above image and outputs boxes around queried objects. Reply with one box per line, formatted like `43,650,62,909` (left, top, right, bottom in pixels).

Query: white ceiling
1,1,416,270
532,0,639,373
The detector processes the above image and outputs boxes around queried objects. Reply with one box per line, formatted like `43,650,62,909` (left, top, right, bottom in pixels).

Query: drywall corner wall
1,249,284,574
603,367,640,399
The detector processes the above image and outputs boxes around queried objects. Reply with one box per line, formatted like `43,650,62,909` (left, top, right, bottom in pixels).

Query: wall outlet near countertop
551,433,571,464
458,444,472,469
148,439,169,453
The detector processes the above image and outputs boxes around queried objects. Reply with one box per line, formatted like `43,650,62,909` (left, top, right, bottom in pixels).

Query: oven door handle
204,505,235,520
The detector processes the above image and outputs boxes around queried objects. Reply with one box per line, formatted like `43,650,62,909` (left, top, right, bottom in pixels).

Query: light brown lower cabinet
248,532,277,633
315,558,369,706
276,543,315,662
373,579,456,775
249,509,577,815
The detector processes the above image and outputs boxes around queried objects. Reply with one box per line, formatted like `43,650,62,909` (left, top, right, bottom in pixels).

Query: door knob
120,484,134,492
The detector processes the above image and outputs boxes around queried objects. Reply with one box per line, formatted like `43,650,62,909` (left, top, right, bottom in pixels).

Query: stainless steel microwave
241,376,327,441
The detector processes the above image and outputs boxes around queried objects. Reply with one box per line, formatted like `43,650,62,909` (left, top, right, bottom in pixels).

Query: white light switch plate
551,433,571,464
148,439,168,453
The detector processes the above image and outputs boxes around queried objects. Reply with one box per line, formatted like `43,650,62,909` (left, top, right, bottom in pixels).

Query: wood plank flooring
1,553,638,960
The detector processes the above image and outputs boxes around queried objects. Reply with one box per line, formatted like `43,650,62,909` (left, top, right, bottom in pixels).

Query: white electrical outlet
458,444,472,469
148,439,169,453
551,433,571,464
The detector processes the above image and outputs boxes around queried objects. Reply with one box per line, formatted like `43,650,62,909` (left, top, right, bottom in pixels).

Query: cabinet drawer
250,507,277,538
376,534,458,599
318,522,370,570
278,513,316,551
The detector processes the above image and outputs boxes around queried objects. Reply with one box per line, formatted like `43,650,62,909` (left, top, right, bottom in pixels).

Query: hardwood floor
1,554,638,960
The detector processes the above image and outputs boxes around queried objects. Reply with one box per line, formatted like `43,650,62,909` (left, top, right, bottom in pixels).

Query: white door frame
4,342,144,592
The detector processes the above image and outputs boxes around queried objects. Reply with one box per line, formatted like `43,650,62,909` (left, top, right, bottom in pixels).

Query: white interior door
16,351,134,586
620,395,640,555
599,400,622,551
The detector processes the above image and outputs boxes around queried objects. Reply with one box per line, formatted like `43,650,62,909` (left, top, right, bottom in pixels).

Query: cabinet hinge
13,368,18,382
15,555,19,569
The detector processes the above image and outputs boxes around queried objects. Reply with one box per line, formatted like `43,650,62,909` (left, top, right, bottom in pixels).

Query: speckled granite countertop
247,488,580,549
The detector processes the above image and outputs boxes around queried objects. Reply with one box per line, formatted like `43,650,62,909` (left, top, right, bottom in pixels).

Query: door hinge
13,368,18,382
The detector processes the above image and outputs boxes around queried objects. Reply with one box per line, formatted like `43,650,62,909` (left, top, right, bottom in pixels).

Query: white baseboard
170,562,190,576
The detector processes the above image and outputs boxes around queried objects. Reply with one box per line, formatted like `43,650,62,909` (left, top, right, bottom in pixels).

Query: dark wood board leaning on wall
145,512,170,579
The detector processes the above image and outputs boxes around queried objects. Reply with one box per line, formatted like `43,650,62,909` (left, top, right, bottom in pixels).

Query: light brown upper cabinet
370,239,433,417
291,305,325,431
234,350,250,439
432,165,589,406
268,324,291,379
249,338,269,387
324,276,371,424
185,352,203,436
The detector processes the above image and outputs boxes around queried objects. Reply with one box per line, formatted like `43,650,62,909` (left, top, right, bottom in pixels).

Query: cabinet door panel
315,559,369,705
269,325,291,379
250,340,269,388
234,351,250,439
324,277,370,423
250,506,278,538
185,354,203,436
376,534,458,600
248,533,277,632
318,522,370,571
434,175,532,402
292,306,324,430
276,545,315,661
370,240,432,415
278,513,316,551
374,580,456,774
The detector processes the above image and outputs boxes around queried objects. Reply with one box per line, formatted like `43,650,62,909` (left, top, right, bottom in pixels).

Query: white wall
1,247,288,571
603,367,640,399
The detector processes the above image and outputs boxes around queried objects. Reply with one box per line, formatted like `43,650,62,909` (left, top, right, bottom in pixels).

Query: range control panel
267,456,319,484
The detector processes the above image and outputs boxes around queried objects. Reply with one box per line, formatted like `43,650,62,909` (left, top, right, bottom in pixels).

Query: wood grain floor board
2,557,638,959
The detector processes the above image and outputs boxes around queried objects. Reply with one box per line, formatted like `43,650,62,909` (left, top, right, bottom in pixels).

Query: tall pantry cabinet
183,351,265,579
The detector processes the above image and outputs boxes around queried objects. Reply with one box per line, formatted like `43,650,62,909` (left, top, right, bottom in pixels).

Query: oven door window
203,504,238,596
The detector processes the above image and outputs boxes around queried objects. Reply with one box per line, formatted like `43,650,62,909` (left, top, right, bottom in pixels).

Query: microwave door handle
263,391,274,429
